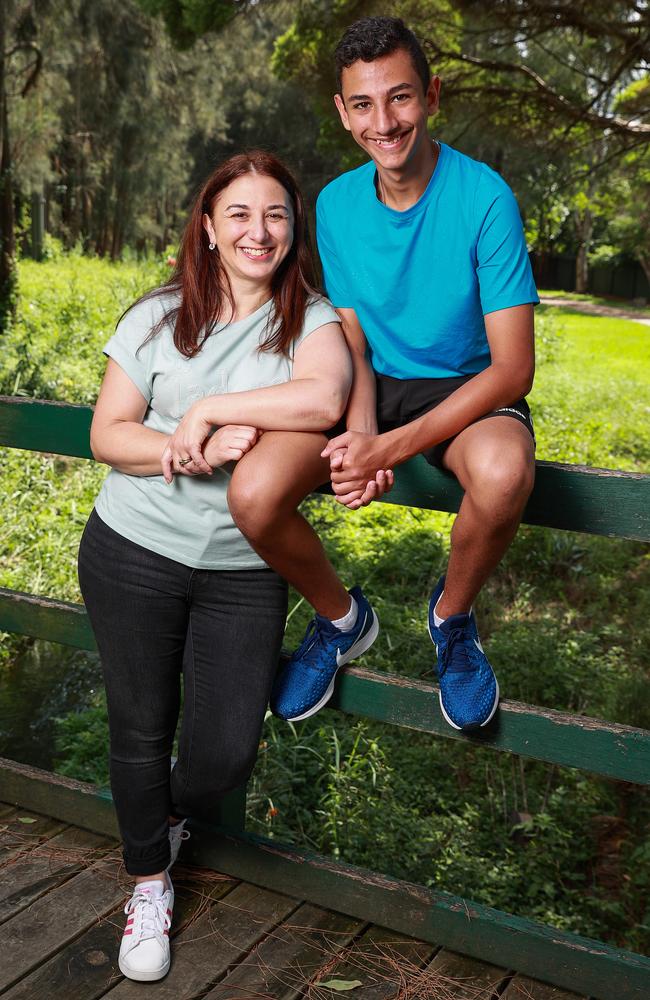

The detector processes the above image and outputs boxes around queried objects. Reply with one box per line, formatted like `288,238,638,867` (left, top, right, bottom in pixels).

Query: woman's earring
208,242,215,250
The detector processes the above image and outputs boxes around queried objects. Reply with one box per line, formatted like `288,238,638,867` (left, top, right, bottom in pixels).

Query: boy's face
335,48,440,175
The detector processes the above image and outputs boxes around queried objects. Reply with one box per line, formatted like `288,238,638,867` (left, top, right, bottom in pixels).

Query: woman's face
203,172,294,291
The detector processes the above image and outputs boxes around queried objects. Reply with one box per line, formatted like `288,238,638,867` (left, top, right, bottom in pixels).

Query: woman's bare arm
162,321,352,476
90,360,170,476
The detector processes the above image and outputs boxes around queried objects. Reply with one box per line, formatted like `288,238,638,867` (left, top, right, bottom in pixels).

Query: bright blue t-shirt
316,142,539,380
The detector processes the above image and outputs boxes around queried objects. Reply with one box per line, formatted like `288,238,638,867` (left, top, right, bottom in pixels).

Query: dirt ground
539,295,650,327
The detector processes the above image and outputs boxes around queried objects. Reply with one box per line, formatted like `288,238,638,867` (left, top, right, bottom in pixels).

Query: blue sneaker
427,576,499,731
271,586,379,722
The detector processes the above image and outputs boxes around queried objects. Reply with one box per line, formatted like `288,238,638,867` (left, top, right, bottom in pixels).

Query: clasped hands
321,431,394,510
161,399,258,483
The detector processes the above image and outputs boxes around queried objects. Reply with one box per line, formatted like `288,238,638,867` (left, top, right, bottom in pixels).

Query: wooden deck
0,802,587,1000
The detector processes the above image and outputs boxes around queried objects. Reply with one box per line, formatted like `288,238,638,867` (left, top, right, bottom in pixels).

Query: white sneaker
118,878,173,982
167,819,190,871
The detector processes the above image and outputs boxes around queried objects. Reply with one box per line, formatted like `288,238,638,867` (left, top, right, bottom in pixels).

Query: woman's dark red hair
140,150,320,357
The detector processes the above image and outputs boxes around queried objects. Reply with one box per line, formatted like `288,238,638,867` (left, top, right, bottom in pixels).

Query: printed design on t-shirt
151,370,229,420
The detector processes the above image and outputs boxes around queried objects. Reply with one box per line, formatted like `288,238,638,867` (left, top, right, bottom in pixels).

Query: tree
0,0,46,328
137,0,249,47
601,79,650,286
435,1,650,142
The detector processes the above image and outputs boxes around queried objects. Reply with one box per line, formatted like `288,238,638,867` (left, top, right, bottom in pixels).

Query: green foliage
0,256,167,402
54,693,110,786
138,0,240,48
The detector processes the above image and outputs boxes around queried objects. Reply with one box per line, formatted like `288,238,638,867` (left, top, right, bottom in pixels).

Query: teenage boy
270,16,538,732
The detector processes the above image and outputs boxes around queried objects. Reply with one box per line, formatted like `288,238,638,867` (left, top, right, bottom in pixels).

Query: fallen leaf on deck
315,980,363,991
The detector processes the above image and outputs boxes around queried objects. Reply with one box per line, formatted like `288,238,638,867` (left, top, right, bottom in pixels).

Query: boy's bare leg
228,431,351,620
437,417,535,617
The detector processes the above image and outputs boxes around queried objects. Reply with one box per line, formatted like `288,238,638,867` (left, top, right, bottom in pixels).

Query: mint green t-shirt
94,292,340,569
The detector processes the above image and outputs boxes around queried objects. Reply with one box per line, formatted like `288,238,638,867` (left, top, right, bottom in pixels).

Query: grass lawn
531,306,650,469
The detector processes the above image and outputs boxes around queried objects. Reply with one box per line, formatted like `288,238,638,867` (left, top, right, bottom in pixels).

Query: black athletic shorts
375,372,535,469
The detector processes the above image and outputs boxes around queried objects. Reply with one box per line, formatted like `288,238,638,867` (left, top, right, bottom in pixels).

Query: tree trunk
637,253,650,291
0,2,17,330
574,207,593,294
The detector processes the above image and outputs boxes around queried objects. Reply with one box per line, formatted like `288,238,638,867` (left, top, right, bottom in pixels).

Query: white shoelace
123,890,171,948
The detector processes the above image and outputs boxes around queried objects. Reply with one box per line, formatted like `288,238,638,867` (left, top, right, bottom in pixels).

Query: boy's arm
326,307,395,508
337,308,378,435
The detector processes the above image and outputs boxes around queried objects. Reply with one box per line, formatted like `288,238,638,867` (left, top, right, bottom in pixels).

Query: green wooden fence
1,394,649,999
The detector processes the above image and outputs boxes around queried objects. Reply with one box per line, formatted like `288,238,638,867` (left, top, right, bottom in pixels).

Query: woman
78,151,367,982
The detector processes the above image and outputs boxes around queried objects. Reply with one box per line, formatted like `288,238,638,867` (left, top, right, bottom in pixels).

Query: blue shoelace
439,623,474,676
291,616,338,667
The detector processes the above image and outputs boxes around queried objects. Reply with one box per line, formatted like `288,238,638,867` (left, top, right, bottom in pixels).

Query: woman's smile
204,173,294,290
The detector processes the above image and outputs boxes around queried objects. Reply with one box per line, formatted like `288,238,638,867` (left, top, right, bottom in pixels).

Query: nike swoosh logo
336,611,368,666
474,637,484,654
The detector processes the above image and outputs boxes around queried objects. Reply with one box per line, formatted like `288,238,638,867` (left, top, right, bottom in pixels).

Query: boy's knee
468,446,534,512
228,466,290,541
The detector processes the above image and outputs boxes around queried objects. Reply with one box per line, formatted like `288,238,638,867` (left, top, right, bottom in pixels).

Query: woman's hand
203,425,260,468
162,399,214,481
162,423,260,482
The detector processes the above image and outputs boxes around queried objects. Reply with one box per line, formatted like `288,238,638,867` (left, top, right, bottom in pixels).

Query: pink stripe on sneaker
123,929,133,936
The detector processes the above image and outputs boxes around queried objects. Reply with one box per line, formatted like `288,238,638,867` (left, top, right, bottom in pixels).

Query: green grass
1,256,649,950
532,307,650,469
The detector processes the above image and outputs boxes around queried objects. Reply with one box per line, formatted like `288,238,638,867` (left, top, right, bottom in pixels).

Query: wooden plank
521,460,650,541
2,396,649,540
0,853,126,992
0,396,93,459
0,807,68,864
426,949,510,998
503,976,586,999
333,666,650,786
0,588,97,651
185,826,650,1000
203,900,365,1000
103,881,299,999
0,825,114,925
1,866,239,1000
296,923,436,1000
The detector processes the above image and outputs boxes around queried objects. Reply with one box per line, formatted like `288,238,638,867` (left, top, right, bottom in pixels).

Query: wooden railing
1,394,649,999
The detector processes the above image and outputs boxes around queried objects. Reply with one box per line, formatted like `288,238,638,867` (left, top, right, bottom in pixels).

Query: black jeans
78,509,287,876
